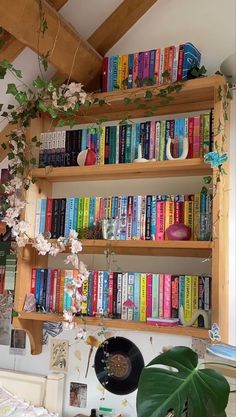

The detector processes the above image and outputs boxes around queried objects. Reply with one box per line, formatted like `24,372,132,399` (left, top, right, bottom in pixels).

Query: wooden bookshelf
14,313,209,355
13,76,229,354
32,159,211,182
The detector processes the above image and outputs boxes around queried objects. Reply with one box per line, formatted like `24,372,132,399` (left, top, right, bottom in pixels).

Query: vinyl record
94,336,144,395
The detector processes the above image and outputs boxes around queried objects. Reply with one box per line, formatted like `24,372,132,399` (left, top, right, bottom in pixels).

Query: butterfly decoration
208,322,221,342
123,298,136,308
204,151,228,168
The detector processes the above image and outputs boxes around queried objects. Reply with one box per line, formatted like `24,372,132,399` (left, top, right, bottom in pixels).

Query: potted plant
136,346,232,417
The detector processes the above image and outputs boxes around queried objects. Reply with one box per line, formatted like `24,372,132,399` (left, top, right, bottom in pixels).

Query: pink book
193,116,200,158
187,117,194,158
163,274,172,318
143,51,150,80
132,52,139,88
31,268,37,294
156,200,165,240
149,121,156,159
146,273,153,318
158,273,164,318
108,272,114,316
154,49,160,84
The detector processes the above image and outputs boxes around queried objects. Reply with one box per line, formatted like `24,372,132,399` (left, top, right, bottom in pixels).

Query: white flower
65,253,79,269
5,207,20,219
63,309,74,323
69,229,78,240
3,216,17,228
68,82,83,94
33,234,51,255
49,245,60,256
70,239,82,254
16,234,29,247
79,260,87,274
12,220,29,234
9,176,23,190
79,91,87,104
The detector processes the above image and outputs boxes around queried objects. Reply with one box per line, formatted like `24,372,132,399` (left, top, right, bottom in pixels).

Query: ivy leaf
145,90,153,99
0,65,7,78
31,136,37,143
38,100,48,112
33,76,46,89
7,104,14,109
15,91,27,105
1,143,7,150
124,97,132,105
0,59,12,69
48,107,58,119
203,176,212,184
57,119,66,127
6,83,18,96
98,99,106,106
162,70,170,79
12,67,22,79
1,111,8,118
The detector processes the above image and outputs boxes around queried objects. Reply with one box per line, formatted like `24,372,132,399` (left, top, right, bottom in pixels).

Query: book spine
177,44,184,81
143,51,150,83
193,116,200,158
140,195,146,240
155,121,161,160
146,273,153,318
132,52,139,88
151,195,157,240
108,272,114,316
126,195,133,240
156,198,165,240
121,272,128,320
99,127,105,165
125,124,132,163
97,270,104,314
81,276,88,315
127,54,134,89
102,271,109,315
77,197,84,239
83,197,90,230
116,273,122,318
112,55,118,91
172,45,179,82
178,275,185,312
39,198,47,235
121,54,128,88
119,195,128,240
149,49,156,82
127,272,135,320
59,198,66,237
187,117,194,158
165,197,175,234
154,48,160,84
163,274,172,318
31,267,37,294
87,272,93,316
191,275,199,326
102,57,108,92
184,275,192,321
151,274,159,318
158,273,164,318
139,273,147,321
184,194,194,239
171,275,179,318
145,195,152,240
92,271,98,316
133,272,140,321
138,52,144,86
159,121,166,160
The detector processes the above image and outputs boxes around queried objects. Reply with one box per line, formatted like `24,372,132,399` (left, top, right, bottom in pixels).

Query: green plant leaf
136,346,230,417
6,83,18,96
0,65,7,78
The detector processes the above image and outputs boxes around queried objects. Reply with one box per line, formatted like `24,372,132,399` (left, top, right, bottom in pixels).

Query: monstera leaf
136,346,230,417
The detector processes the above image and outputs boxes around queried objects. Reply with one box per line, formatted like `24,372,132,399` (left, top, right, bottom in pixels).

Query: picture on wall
9,329,26,354
69,382,87,408
49,339,69,372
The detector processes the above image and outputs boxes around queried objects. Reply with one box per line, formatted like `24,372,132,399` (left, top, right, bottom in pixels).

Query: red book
154,49,160,84
132,52,139,88
171,275,179,318
163,274,172,319
187,117,194,158
143,51,150,81
31,267,37,294
177,44,184,81
146,273,153,318
108,272,114,316
45,198,53,233
102,57,108,92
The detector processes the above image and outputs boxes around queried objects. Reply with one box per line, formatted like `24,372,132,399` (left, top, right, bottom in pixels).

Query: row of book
38,112,213,168
0,249,17,293
35,190,212,241
102,42,201,92
31,268,211,328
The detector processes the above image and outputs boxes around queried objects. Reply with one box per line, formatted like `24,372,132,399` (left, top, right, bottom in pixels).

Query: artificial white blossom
15,234,29,247
69,229,78,240
71,239,83,254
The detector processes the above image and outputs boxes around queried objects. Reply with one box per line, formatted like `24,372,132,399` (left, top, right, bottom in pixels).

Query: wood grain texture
0,0,68,62
0,0,102,87
88,0,159,55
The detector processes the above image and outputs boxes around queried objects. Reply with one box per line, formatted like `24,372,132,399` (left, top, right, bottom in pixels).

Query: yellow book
165,198,174,235
184,196,194,239
193,192,201,240
184,275,192,322
121,54,128,88
81,277,88,315
140,273,147,322
191,275,199,326
99,127,105,165
83,197,90,229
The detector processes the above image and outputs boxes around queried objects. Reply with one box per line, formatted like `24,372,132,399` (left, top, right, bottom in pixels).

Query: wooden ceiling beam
0,0,102,87
88,0,159,56
0,0,68,63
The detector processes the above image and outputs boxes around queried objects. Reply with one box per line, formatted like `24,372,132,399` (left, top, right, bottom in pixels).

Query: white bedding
0,386,58,417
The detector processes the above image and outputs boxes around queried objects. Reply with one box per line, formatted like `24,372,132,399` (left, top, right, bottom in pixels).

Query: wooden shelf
15,312,209,354
70,75,224,123
79,239,212,257
32,159,212,182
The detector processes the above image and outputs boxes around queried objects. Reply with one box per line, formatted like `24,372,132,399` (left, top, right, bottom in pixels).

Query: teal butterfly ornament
209,322,221,342
204,151,228,168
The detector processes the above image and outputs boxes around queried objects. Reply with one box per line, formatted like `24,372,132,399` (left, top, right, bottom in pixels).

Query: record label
94,336,144,395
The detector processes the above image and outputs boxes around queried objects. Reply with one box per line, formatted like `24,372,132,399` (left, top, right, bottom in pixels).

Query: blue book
64,198,70,237
178,118,185,157
89,196,96,227
102,271,109,314
108,57,113,91
35,268,43,304
112,55,118,90
132,195,139,239
127,54,134,89
39,198,47,234
67,197,75,234
151,195,157,240
207,343,236,361
39,268,45,306
73,198,79,231
125,125,132,163
87,271,93,316
81,128,87,150
149,49,156,81
135,123,141,159
178,275,185,311
45,268,51,311
182,42,201,80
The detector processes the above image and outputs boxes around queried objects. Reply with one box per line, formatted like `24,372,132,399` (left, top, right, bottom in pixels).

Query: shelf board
32,159,212,182
69,75,224,123
76,239,212,257
17,312,209,342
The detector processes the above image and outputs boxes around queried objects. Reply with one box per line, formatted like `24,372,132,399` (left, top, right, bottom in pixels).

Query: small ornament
133,143,148,162
165,223,192,240
204,151,228,168
166,136,189,160
209,323,221,342
77,149,97,166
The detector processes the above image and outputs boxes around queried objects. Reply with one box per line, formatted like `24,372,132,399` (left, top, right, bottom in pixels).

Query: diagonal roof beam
0,0,102,87
88,0,159,56
0,0,69,63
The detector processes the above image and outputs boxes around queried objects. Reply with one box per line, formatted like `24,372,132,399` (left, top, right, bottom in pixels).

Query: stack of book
102,42,201,92
38,112,213,168
30,268,211,328
35,190,212,241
